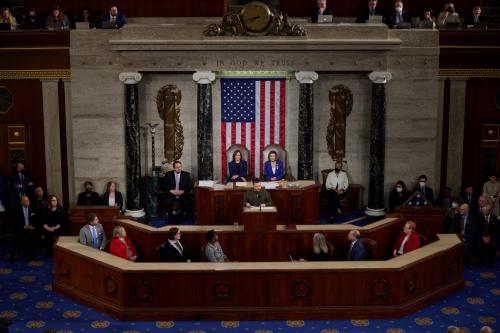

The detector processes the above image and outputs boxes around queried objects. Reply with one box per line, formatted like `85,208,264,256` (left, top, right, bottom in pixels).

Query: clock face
240,1,272,34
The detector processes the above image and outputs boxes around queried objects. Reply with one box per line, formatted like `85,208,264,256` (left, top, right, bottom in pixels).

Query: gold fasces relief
327,84,353,162
156,85,184,169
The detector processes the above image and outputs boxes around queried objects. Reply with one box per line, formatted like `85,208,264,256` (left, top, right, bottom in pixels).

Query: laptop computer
101,21,118,29
0,23,12,31
317,14,333,23
368,15,383,24
19,21,40,30
419,21,434,29
46,22,62,31
395,22,411,29
75,22,90,30
473,22,487,30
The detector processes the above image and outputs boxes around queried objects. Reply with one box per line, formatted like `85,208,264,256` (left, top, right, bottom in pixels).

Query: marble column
295,71,318,180
119,72,143,211
366,72,392,217
193,71,216,180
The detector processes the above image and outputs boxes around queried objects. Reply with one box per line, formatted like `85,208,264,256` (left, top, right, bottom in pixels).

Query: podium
241,206,278,232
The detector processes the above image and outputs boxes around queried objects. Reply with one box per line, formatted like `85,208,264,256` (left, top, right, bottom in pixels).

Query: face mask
395,6,402,13
451,202,458,208
334,168,340,172
419,182,426,187
396,186,403,193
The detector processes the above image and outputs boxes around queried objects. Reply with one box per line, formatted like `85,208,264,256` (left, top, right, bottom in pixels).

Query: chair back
321,169,333,186
226,144,251,174
200,244,207,262
361,238,377,260
326,241,335,260
419,233,426,246
262,144,287,176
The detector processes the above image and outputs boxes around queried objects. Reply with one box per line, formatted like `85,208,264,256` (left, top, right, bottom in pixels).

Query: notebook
101,21,118,29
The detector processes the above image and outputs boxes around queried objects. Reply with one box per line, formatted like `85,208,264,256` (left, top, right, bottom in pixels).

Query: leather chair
226,144,251,178
360,238,377,260
262,144,287,178
321,168,349,214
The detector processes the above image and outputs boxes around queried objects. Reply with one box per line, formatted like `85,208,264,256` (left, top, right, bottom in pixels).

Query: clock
240,1,273,35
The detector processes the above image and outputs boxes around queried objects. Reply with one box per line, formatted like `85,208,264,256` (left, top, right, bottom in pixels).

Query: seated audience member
21,8,44,30
392,221,420,256
79,213,107,250
101,5,127,28
31,186,47,234
388,180,411,212
159,227,190,262
436,186,453,209
1,7,16,30
11,161,34,202
77,181,101,206
477,195,491,216
204,230,230,262
161,160,192,217
447,326,460,333
482,175,500,216
8,196,37,263
325,161,348,220
480,326,493,333
263,150,284,181
479,204,496,267
437,3,459,28
77,8,95,28
242,178,273,208
414,174,434,204
356,0,384,23
41,195,68,256
421,8,436,28
228,150,248,182
300,233,332,261
460,185,478,214
464,6,486,29
446,199,459,232
102,181,123,212
385,0,410,28
109,225,137,261
347,230,365,261
451,203,479,265
46,5,70,30
311,0,332,23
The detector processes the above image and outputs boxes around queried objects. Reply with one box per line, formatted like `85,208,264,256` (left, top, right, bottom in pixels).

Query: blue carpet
0,248,498,333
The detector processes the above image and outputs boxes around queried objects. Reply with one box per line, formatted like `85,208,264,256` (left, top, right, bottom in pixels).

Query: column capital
119,72,142,85
295,71,318,84
193,71,216,84
368,71,392,84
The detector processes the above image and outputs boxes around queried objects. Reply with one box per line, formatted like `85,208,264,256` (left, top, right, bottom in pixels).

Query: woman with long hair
41,195,68,256
1,7,17,30
102,181,123,212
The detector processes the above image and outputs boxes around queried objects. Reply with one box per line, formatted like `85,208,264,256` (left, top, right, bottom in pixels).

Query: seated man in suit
392,221,420,256
159,227,190,262
77,181,101,206
101,5,127,28
451,203,479,265
325,161,349,220
347,230,365,261
11,161,34,203
356,0,384,23
478,204,497,267
414,174,434,204
79,213,107,250
161,160,192,217
311,0,333,23
464,6,487,29
242,178,273,208
385,0,410,28
9,195,37,262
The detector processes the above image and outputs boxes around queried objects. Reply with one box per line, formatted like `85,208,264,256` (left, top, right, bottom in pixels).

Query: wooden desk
69,206,121,236
195,181,320,225
390,206,446,240
241,207,278,232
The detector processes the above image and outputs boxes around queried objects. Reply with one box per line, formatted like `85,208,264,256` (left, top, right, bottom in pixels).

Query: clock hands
244,15,261,23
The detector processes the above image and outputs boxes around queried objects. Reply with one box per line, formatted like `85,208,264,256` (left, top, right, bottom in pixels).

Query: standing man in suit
356,0,384,23
478,204,497,267
461,185,478,215
415,174,434,204
385,0,410,28
347,230,365,261
101,5,127,28
161,161,192,217
464,6,487,29
242,178,273,208
77,181,101,206
159,227,190,262
452,203,479,265
11,161,34,203
9,195,37,262
325,161,349,220
79,213,107,250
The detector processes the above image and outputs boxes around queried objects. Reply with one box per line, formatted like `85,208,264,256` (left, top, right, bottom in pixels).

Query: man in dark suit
77,181,101,206
451,203,479,265
356,0,384,23
101,5,127,28
460,185,478,215
464,6,487,29
11,161,34,203
414,174,434,204
347,230,365,261
478,204,497,267
9,195,37,262
159,227,190,262
161,161,192,217
385,0,411,28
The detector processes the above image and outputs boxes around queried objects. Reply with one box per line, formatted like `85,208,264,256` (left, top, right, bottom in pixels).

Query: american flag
221,78,286,179
403,191,432,207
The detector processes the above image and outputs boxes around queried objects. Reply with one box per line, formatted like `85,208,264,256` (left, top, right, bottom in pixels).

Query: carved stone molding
295,71,318,84
118,72,142,85
104,276,118,297
193,71,215,84
156,85,184,164
291,279,311,301
58,260,71,279
133,280,153,303
371,278,390,298
368,71,392,84
212,280,232,301
327,84,353,161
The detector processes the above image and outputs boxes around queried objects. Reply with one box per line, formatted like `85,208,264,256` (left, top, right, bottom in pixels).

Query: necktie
396,14,401,24
23,207,29,226
91,226,98,248
175,173,180,191
460,216,466,239
348,241,354,259
175,241,183,253
485,216,490,236
370,8,374,16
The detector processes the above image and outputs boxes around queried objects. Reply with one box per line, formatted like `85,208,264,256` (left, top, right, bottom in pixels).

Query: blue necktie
91,226,98,248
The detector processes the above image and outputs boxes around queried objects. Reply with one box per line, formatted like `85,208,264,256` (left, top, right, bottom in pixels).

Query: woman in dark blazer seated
263,150,284,181
159,227,190,262
228,150,248,182
102,181,123,212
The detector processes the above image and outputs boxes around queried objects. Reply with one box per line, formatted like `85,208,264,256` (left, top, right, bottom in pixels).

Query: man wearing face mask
414,175,434,204
77,181,101,206
460,185,478,214
388,180,411,212
385,0,411,28
325,161,349,220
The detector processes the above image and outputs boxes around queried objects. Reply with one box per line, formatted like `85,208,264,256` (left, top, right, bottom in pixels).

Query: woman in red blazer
109,225,137,261
393,221,421,256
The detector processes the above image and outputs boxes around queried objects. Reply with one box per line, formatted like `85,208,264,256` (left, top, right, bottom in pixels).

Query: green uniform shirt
242,188,273,207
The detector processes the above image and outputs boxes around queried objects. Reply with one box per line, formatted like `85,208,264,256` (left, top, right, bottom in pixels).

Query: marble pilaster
119,72,143,211
193,71,215,180
366,72,392,216
295,71,318,180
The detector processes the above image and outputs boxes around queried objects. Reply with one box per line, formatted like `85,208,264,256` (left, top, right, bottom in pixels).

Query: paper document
198,180,214,187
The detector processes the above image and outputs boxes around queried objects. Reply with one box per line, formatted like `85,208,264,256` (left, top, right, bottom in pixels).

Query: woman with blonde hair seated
1,7,17,30
109,225,137,261
300,233,333,261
